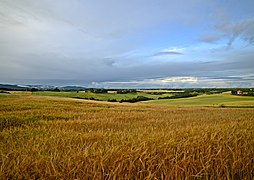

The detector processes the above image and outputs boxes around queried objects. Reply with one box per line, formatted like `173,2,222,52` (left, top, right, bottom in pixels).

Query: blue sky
0,0,254,88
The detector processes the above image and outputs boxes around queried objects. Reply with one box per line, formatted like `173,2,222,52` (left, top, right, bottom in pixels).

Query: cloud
90,75,254,89
0,0,254,88
211,18,254,47
223,18,254,47
91,76,198,89
153,51,182,56
198,34,222,43
1,47,253,87
102,58,116,66
153,48,184,56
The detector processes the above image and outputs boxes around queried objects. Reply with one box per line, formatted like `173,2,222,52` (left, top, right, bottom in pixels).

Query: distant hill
60,86,87,91
0,84,86,91
0,84,27,90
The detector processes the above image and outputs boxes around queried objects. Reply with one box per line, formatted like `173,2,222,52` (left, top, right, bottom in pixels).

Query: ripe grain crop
0,95,254,179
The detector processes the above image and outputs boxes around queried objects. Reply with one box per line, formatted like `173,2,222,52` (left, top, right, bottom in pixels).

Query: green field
32,91,254,107
32,91,169,101
143,93,254,107
1,90,254,107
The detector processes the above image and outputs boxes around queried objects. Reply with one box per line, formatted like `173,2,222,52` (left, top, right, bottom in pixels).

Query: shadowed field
0,94,254,179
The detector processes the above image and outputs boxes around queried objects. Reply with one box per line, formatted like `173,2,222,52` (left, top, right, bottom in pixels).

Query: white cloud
90,75,254,89
153,47,185,56
160,77,197,83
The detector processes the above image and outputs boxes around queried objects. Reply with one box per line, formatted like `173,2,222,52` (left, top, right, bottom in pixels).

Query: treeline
183,88,229,94
145,92,165,95
108,96,154,103
73,96,153,103
158,93,198,100
0,90,10,94
119,96,153,103
89,89,136,94
72,97,103,101
244,92,254,96
143,88,229,95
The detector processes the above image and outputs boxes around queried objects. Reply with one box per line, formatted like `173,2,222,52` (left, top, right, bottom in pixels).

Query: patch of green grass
144,93,254,107
32,91,168,101
0,93,13,98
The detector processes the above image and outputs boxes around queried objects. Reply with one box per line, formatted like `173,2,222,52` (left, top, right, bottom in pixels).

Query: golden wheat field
0,94,254,179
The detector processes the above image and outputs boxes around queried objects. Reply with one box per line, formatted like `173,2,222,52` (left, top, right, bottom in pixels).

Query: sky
0,0,254,88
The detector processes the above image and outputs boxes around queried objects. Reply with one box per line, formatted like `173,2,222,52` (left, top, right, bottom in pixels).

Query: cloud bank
0,0,254,88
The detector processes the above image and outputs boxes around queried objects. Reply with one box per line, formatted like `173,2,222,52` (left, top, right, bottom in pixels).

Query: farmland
23,90,254,107
144,92,254,107
32,91,168,101
1,93,254,179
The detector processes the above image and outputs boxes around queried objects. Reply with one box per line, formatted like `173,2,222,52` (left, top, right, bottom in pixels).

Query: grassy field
32,91,169,101
1,94,254,179
12,90,254,108
144,92,254,107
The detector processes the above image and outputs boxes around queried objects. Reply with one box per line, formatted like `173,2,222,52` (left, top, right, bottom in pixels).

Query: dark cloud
152,50,183,56
199,18,254,48
202,75,254,81
102,58,116,66
198,35,222,43
217,18,254,47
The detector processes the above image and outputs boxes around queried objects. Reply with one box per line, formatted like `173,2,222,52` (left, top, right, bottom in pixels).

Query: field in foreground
1,95,254,179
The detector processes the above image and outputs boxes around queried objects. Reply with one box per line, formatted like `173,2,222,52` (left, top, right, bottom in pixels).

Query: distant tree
53,88,60,92
158,93,198,100
0,90,10,94
231,90,237,95
31,88,38,92
120,96,153,103
108,99,117,102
